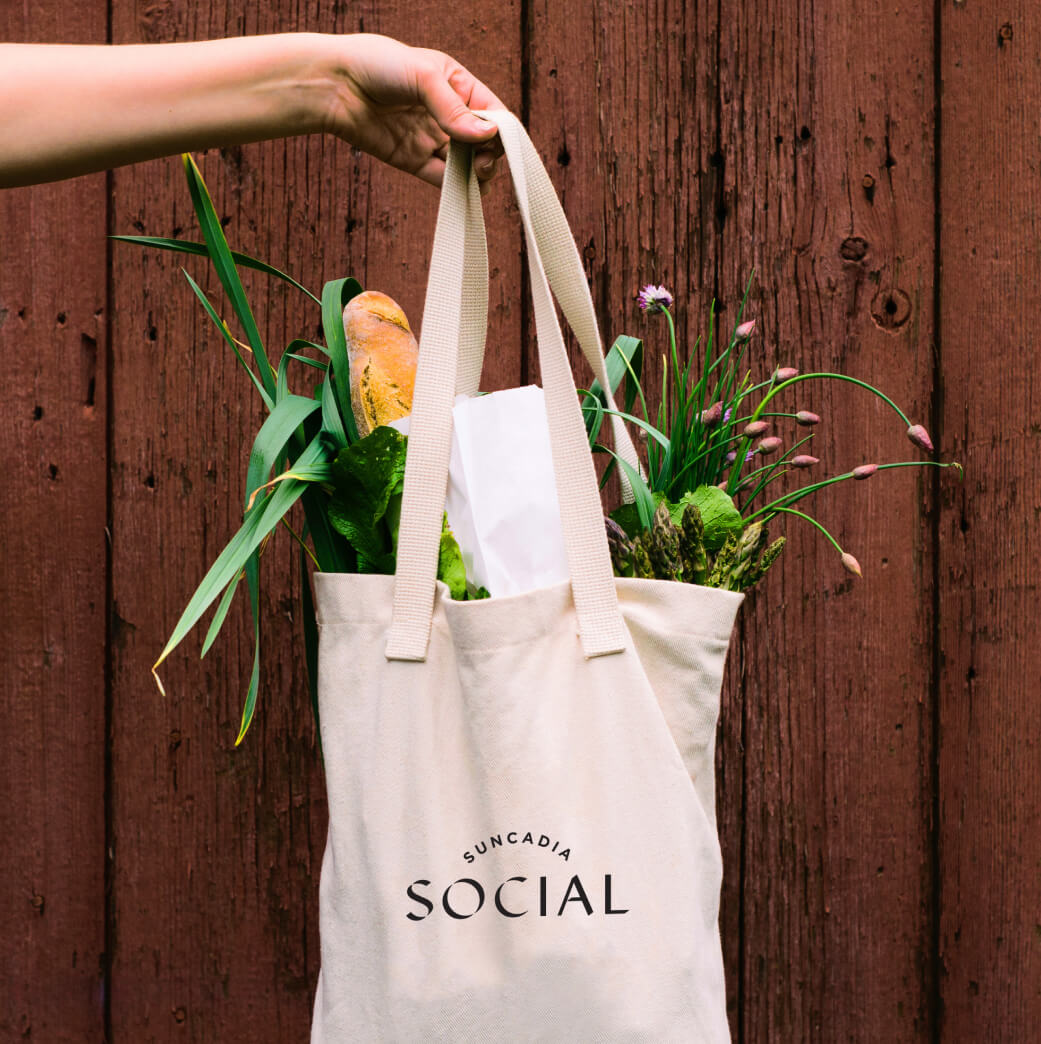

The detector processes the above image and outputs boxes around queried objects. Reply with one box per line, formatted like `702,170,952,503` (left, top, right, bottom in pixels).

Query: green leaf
437,518,468,600
326,426,407,572
301,485,354,573
320,379,348,452
285,338,330,358
610,490,667,539
593,446,657,532
585,335,643,436
234,552,262,746
321,277,364,444
111,235,321,304
201,566,244,658
246,394,322,507
181,269,273,410
285,352,328,372
181,153,276,400
151,436,327,688
675,486,744,552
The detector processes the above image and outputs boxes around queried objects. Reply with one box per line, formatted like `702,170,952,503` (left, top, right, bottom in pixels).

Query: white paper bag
390,384,570,597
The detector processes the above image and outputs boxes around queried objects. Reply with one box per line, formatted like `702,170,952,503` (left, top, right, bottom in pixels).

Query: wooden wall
2,1,1038,1040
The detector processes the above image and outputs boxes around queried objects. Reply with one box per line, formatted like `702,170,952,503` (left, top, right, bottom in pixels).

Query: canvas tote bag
311,109,744,1043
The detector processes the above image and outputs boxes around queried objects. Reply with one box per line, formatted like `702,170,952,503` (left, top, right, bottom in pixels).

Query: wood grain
0,3,109,1040
938,4,1041,1039
718,1,940,1039
106,2,521,1039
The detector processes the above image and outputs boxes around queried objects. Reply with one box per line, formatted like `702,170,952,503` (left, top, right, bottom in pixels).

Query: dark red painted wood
938,5,1041,1040
0,4,109,1040
717,3,941,1039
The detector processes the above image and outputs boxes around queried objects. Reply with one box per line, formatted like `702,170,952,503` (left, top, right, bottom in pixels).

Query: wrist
243,33,344,138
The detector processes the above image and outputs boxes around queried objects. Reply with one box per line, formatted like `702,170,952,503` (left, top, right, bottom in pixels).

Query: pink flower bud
774,366,799,382
735,319,756,341
700,401,723,427
724,450,737,465
853,464,878,480
840,552,862,578
743,420,769,437
795,410,820,426
791,454,819,468
756,436,783,454
907,423,934,453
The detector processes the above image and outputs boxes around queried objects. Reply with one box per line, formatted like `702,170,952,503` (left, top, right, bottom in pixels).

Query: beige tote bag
311,110,743,1043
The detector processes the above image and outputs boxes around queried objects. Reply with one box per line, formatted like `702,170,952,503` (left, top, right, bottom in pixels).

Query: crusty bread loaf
343,291,419,437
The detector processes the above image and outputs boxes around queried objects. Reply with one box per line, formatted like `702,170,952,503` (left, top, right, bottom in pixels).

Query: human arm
0,33,503,189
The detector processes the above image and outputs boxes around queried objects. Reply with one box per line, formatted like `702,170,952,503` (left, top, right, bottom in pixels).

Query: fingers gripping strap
386,111,628,661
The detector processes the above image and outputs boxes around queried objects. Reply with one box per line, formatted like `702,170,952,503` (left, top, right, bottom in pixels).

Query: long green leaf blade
151,437,326,686
245,394,321,505
585,335,643,436
321,277,363,443
234,553,262,746
181,153,276,400
182,269,273,410
111,235,320,304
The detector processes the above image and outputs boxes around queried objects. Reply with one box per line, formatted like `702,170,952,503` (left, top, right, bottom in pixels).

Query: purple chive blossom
735,319,757,341
743,420,769,437
756,436,783,454
907,423,934,453
795,410,821,426
723,407,733,425
791,454,819,468
853,464,878,480
700,401,723,427
745,449,756,463
841,552,863,578
774,366,800,382
637,284,674,313
724,450,738,465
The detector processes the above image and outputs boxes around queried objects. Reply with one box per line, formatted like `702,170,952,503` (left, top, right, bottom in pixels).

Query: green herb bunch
582,276,962,590
117,155,480,745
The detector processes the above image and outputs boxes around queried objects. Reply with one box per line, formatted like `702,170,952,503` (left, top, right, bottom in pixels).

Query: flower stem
771,506,845,554
743,460,960,523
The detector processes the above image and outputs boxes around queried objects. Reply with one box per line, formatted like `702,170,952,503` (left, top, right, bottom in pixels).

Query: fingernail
470,112,497,132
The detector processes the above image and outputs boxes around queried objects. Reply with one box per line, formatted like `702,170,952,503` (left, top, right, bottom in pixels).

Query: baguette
343,290,419,437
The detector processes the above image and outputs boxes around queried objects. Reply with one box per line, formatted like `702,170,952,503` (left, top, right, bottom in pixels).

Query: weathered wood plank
0,4,109,1040
938,5,1041,1039
719,2,939,1039
106,5,521,1040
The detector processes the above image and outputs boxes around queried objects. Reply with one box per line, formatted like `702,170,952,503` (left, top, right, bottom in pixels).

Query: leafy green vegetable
327,426,408,572
437,520,469,600
672,486,744,552
610,490,666,539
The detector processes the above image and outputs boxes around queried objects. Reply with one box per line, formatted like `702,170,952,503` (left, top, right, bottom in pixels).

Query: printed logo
405,829,629,921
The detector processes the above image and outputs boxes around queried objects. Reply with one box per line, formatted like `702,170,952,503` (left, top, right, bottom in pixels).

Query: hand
322,34,505,192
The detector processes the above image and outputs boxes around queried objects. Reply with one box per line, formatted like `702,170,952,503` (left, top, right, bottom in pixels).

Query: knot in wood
871,288,912,332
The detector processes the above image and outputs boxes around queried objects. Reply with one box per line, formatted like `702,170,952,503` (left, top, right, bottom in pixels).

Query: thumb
420,70,499,143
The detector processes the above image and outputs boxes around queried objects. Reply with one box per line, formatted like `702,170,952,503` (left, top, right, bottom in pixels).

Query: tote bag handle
386,110,637,661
